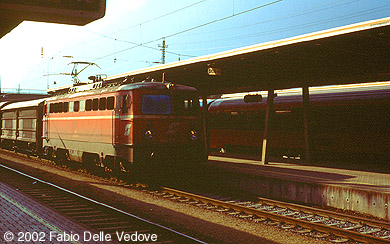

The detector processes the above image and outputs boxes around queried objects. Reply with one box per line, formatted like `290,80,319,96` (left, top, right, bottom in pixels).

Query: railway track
2,149,390,243
153,187,390,244
0,164,207,244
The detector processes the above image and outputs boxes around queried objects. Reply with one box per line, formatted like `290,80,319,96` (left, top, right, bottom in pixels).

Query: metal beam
201,94,209,157
261,89,275,164
302,85,310,163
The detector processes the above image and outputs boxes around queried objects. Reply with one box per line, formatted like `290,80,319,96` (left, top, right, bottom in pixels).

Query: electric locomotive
41,78,205,173
208,82,390,162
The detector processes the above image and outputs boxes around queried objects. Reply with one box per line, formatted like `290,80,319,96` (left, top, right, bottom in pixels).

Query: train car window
107,96,115,110
74,101,80,112
86,99,92,111
247,111,264,130
63,102,69,113
99,97,107,110
142,95,171,115
93,98,99,111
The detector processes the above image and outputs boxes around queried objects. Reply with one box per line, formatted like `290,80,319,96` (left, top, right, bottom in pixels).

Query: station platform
205,154,390,221
0,182,114,244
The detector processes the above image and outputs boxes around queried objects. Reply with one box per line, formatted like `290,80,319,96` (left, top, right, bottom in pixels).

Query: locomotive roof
1,98,46,111
118,81,198,92
0,101,11,108
45,81,198,101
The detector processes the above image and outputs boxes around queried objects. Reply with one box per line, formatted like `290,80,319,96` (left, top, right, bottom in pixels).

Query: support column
303,85,311,163
201,94,209,159
261,89,275,165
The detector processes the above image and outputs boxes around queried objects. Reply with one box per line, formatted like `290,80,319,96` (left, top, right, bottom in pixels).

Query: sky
0,0,389,92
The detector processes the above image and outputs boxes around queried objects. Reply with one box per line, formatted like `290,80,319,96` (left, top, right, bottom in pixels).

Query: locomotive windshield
141,94,199,115
173,95,199,115
142,95,171,114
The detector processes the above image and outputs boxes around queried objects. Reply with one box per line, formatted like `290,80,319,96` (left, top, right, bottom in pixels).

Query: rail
159,187,390,244
0,163,208,244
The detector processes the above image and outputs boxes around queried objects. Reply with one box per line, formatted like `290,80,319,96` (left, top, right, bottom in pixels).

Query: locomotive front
115,82,205,172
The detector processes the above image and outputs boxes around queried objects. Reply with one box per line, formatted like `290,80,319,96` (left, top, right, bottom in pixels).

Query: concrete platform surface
207,155,390,221
0,182,115,244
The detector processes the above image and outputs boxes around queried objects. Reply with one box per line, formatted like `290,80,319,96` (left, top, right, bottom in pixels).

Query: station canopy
0,0,106,38
107,17,390,95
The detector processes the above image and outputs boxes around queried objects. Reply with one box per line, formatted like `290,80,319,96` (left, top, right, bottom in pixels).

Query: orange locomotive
37,79,205,173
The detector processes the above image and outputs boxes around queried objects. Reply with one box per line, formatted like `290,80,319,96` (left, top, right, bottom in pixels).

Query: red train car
208,82,390,162
43,80,205,173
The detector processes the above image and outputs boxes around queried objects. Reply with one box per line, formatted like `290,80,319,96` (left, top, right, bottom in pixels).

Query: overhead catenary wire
168,0,361,42
168,4,390,52
17,0,388,89
47,0,209,64
91,0,283,62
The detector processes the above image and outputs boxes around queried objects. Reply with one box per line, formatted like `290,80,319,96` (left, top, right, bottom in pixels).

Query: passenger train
208,82,390,162
0,78,205,174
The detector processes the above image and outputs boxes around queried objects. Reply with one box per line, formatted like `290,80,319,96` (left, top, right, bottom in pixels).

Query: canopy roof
106,17,390,95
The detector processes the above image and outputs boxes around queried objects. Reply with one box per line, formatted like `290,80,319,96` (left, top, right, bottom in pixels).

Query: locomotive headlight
190,130,198,141
144,130,155,141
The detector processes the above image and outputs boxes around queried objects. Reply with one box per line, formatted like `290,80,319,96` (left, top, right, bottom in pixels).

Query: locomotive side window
99,97,107,110
86,99,92,111
50,103,62,113
69,101,74,112
93,98,99,111
74,101,80,112
63,102,69,113
107,96,115,110
80,100,85,112
142,95,171,115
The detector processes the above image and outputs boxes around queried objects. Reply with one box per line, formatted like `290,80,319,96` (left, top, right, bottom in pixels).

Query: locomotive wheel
82,154,103,174
54,150,70,166
114,159,130,174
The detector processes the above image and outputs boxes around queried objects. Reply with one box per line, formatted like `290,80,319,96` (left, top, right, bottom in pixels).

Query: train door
112,92,133,169
43,101,49,141
114,92,132,146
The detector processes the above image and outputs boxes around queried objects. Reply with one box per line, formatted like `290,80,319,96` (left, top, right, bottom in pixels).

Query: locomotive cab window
173,96,199,115
142,95,171,115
